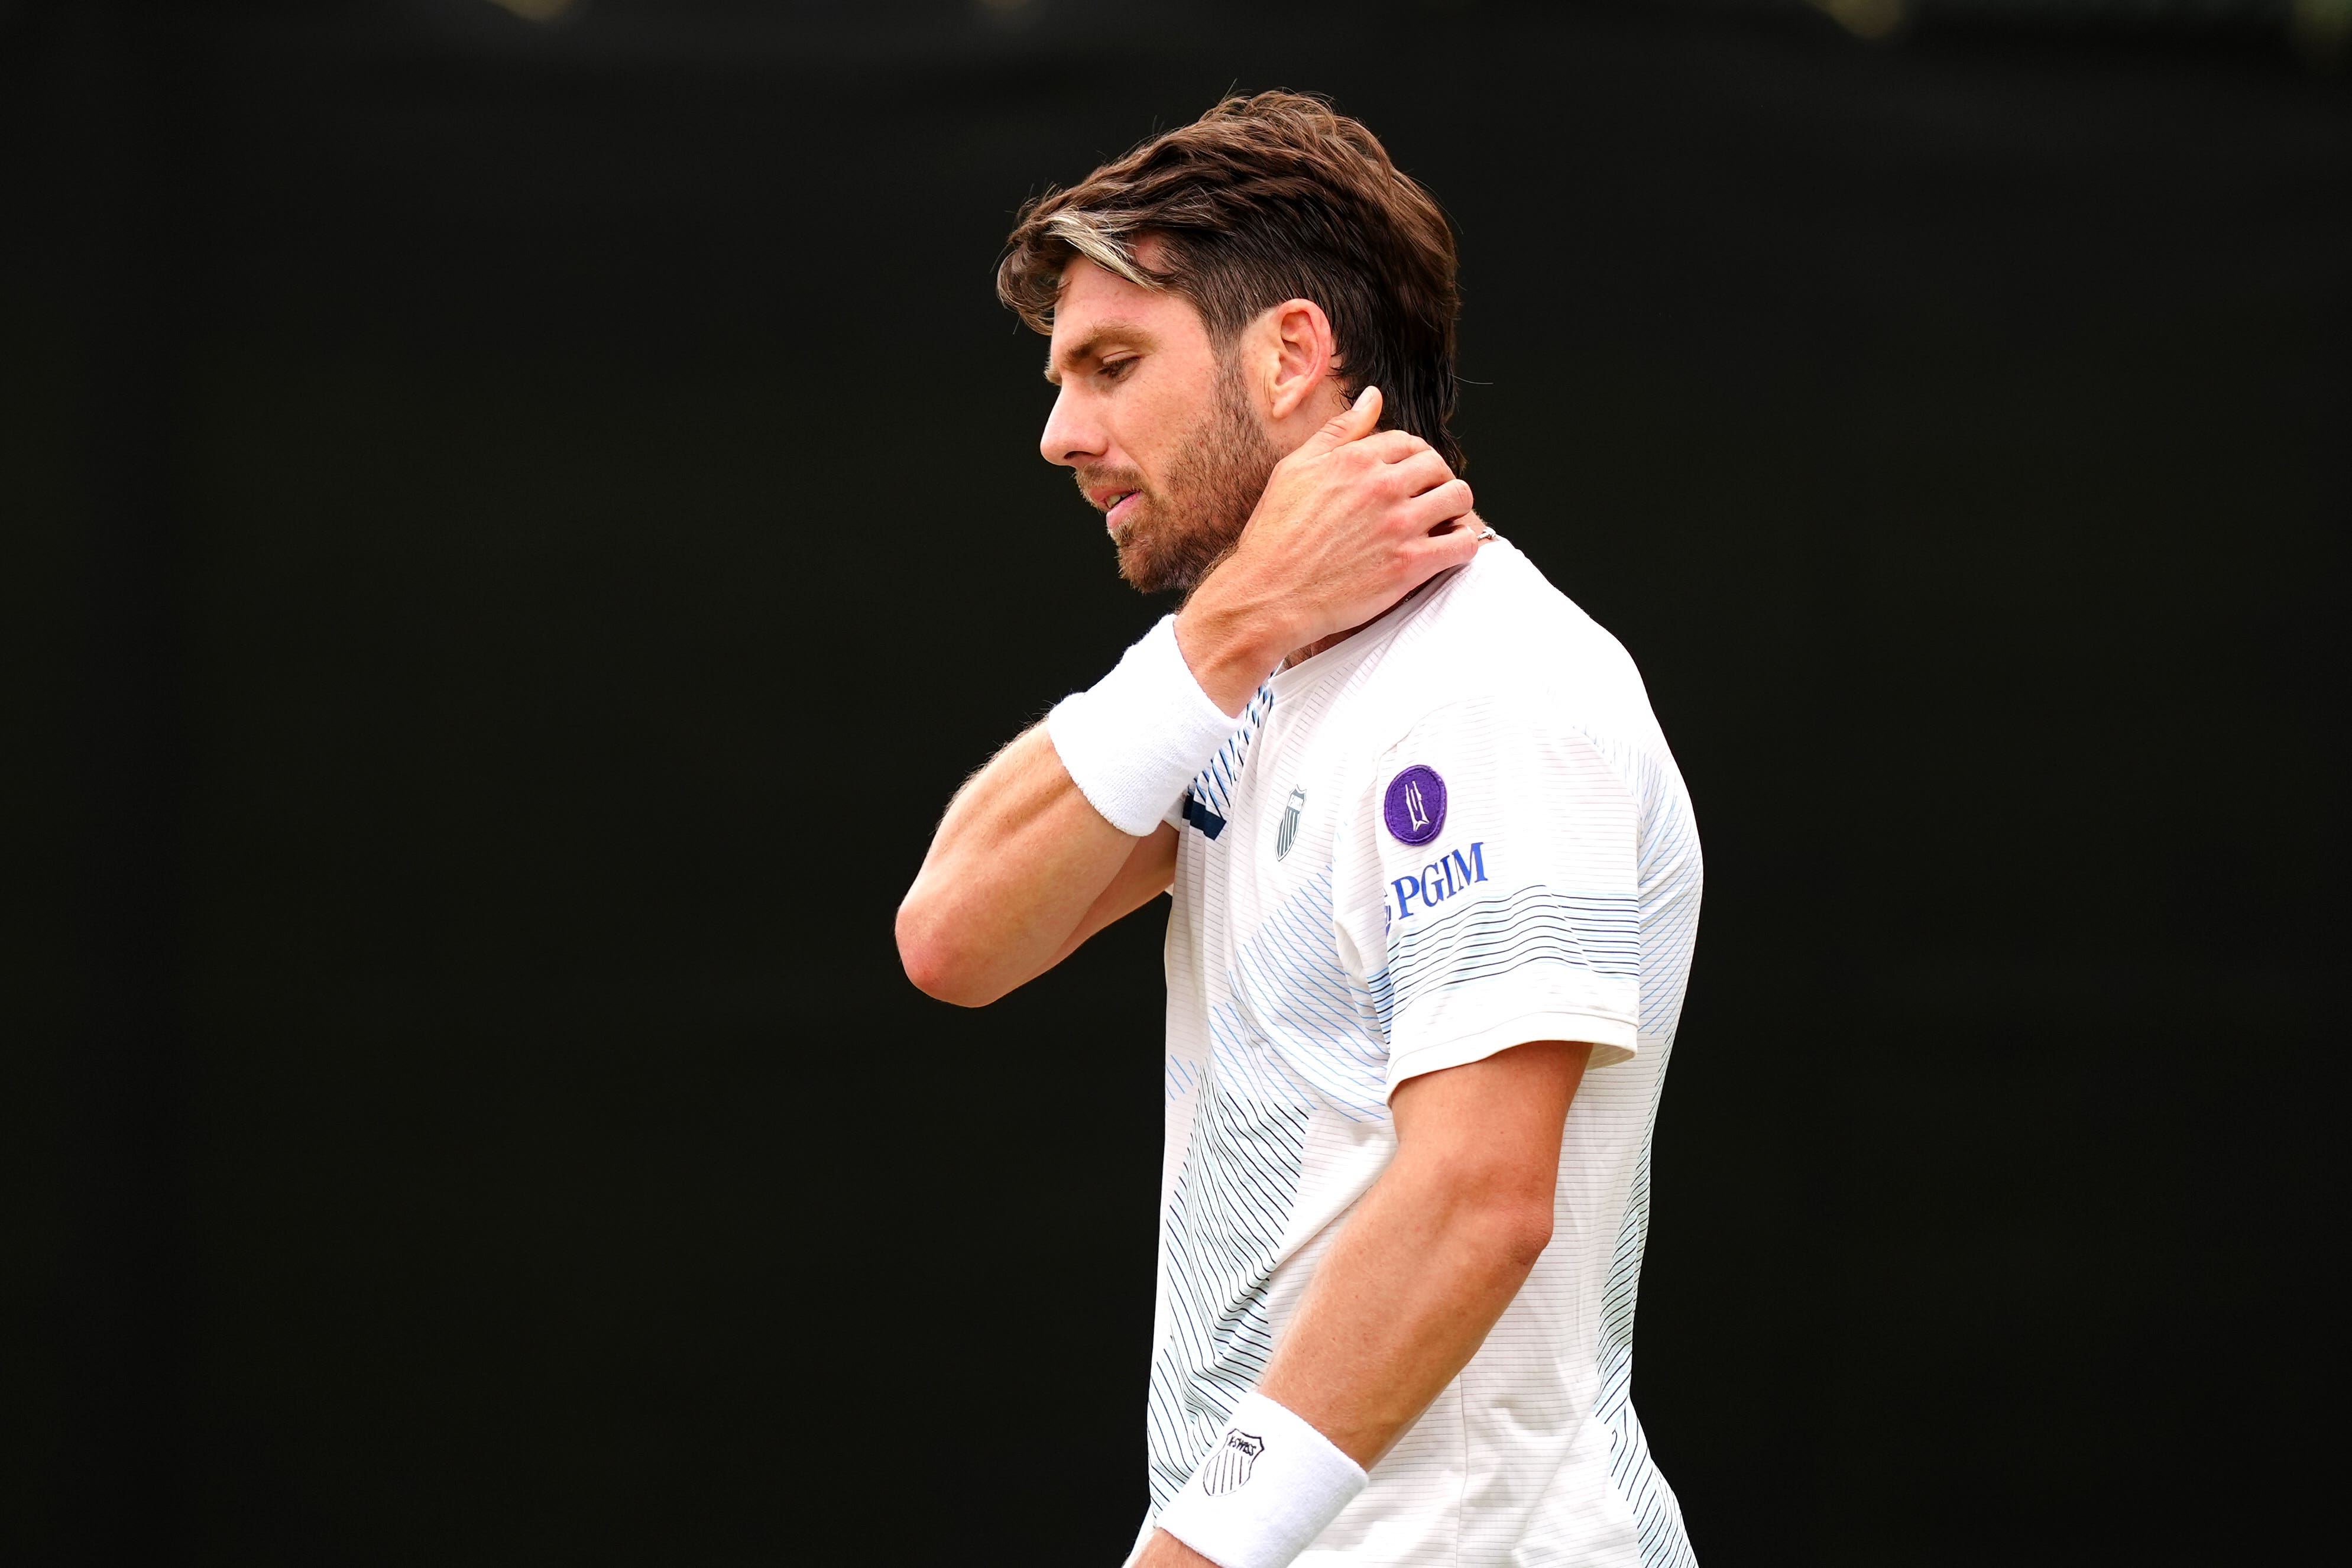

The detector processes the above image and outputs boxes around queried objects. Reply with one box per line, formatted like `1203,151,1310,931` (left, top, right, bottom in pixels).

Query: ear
1262,298,1340,423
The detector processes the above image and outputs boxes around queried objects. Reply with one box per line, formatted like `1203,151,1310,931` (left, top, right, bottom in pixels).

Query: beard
1076,359,1284,599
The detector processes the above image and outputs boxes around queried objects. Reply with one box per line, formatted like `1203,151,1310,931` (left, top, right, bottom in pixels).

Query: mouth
1102,489,1141,533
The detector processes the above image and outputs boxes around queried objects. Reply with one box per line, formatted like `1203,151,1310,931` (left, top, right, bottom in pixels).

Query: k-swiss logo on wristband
1274,788,1305,861
1200,1430,1265,1496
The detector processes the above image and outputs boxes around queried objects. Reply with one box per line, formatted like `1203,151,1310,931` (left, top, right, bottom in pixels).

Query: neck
1285,624,1363,669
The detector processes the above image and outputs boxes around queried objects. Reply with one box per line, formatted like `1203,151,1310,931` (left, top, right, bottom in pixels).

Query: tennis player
898,93,1703,1568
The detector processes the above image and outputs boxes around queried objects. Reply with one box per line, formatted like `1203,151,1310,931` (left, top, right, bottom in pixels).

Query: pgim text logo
1391,842,1488,919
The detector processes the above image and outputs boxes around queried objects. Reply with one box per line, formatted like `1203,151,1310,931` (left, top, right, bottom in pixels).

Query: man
898,93,1702,1568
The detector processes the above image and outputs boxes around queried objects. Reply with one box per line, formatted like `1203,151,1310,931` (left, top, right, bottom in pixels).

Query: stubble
1083,358,1283,600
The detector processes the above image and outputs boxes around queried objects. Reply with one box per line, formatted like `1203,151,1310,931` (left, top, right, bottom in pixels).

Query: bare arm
896,724,1177,1007
1136,1039,1594,1567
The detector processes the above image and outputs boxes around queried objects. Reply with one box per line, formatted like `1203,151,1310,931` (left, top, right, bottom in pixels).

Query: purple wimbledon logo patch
1383,764,1447,845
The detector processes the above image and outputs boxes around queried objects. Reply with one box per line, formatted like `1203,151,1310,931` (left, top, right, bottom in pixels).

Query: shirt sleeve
1334,694,1644,1099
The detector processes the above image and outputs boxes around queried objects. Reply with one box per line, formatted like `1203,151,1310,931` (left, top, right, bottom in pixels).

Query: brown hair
998,91,1466,472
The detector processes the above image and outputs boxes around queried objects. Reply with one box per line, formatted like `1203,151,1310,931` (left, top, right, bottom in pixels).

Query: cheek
1132,395,1213,491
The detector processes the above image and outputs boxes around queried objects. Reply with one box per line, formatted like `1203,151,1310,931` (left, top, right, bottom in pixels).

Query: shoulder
1359,537,1663,760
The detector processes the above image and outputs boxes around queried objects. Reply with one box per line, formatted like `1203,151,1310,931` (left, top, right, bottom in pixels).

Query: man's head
1001,92,1462,595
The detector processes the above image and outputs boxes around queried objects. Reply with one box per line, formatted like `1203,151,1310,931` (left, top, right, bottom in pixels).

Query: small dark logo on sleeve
1382,764,1447,845
1200,1430,1265,1496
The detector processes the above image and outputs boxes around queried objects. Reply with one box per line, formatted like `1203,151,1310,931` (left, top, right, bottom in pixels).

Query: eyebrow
1044,319,1156,385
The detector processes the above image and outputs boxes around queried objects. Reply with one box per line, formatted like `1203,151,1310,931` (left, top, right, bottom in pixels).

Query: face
1039,252,1284,597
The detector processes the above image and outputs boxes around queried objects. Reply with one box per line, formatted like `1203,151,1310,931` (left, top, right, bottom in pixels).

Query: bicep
1389,1040,1594,1193
1040,822,1178,974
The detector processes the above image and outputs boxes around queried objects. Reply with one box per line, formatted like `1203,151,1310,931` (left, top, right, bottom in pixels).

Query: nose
1039,384,1104,469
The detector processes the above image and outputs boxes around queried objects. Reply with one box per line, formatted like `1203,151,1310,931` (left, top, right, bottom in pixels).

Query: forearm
1258,1039,1593,1467
1132,1128,1560,1568
1255,1142,1551,1467
1172,575,1294,714
895,724,1167,1006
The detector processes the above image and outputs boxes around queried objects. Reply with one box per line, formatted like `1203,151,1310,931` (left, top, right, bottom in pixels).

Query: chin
1115,545,1165,593
1114,542,1181,597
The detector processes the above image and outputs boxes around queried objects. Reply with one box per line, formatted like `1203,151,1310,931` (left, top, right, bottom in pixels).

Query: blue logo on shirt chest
1391,842,1488,920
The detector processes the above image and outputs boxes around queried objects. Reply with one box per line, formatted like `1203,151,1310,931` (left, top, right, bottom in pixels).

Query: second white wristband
1047,614,1239,837
1155,1392,1368,1568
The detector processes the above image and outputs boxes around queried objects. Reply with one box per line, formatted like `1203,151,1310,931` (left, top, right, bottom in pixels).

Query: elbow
894,898,1000,1009
1453,1177,1556,1277
1495,1199,1556,1275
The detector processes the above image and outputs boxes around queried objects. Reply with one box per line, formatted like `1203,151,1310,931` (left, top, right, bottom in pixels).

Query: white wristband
1047,615,1239,837
1156,1392,1368,1568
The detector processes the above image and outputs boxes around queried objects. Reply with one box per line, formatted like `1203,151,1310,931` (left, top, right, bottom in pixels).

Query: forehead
1044,255,1209,379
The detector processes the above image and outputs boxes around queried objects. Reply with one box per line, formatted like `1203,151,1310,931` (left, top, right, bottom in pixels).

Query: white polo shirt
1130,538,1703,1568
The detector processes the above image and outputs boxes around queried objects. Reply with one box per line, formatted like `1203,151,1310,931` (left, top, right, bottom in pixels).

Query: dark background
4,0,2344,1563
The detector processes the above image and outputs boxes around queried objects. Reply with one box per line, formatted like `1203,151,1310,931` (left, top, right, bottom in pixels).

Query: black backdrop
5,1,2345,1564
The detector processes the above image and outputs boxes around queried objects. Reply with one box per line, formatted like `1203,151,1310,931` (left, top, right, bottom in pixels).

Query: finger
1387,449,1456,498
1401,479,1475,531
1391,526,1484,600
1404,520,1487,575
1295,384,1384,459
1357,429,1434,465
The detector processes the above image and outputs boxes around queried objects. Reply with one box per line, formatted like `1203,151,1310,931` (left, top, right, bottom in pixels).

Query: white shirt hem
1384,1010,1639,1100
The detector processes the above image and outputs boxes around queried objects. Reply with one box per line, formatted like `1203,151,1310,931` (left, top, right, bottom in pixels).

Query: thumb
1296,384,1382,459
